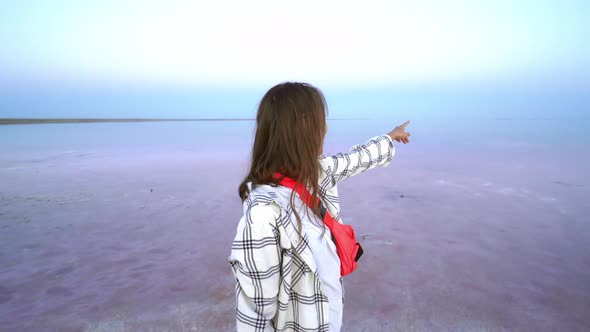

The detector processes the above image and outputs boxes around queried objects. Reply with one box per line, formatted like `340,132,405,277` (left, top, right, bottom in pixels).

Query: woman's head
239,82,328,231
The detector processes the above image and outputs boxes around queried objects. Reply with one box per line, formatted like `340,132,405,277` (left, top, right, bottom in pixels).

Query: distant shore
0,118,366,125
0,118,257,125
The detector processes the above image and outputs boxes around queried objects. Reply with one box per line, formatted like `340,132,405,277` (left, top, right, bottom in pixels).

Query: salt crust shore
0,148,589,331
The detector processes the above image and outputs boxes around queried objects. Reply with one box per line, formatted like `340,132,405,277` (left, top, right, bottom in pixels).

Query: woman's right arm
319,120,410,190
319,134,395,189
229,203,281,332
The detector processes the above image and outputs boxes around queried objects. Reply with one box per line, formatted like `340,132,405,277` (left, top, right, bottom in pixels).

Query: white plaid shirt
229,134,396,331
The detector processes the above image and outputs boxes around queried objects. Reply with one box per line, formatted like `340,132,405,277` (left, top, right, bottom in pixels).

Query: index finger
402,120,410,128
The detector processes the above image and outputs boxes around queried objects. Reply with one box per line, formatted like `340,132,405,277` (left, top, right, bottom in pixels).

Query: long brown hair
238,82,328,234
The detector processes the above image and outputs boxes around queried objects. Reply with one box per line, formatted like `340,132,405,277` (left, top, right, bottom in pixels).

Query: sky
1,0,589,88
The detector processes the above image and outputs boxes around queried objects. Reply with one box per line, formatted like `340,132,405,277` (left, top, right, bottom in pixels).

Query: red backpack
274,173,364,277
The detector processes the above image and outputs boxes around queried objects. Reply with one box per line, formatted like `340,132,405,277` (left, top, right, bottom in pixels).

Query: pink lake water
0,117,589,331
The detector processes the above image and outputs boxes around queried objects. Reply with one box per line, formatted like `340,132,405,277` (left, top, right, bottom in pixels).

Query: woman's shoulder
238,197,281,236
242,182,285,216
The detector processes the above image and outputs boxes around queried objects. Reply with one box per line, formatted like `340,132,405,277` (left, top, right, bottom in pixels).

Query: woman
229,82,411,331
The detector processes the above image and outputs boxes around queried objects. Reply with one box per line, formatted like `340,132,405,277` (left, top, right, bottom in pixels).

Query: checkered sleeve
229,203,282,332
319,134,396,187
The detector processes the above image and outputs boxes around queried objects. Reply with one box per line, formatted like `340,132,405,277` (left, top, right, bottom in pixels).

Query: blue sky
1,0,589,88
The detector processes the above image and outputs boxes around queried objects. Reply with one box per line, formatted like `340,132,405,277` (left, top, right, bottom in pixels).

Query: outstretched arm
229,204,282,332
319,120,411,189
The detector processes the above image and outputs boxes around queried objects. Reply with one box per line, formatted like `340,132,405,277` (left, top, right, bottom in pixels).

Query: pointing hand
388,120,411,144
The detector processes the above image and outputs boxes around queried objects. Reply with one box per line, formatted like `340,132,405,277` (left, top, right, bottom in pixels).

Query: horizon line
0,118,368,125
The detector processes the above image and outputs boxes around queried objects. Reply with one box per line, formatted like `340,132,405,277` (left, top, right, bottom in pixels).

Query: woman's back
272,181,343,332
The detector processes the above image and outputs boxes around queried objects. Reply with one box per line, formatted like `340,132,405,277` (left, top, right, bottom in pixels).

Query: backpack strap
274,172,334,230
274,172,364,274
